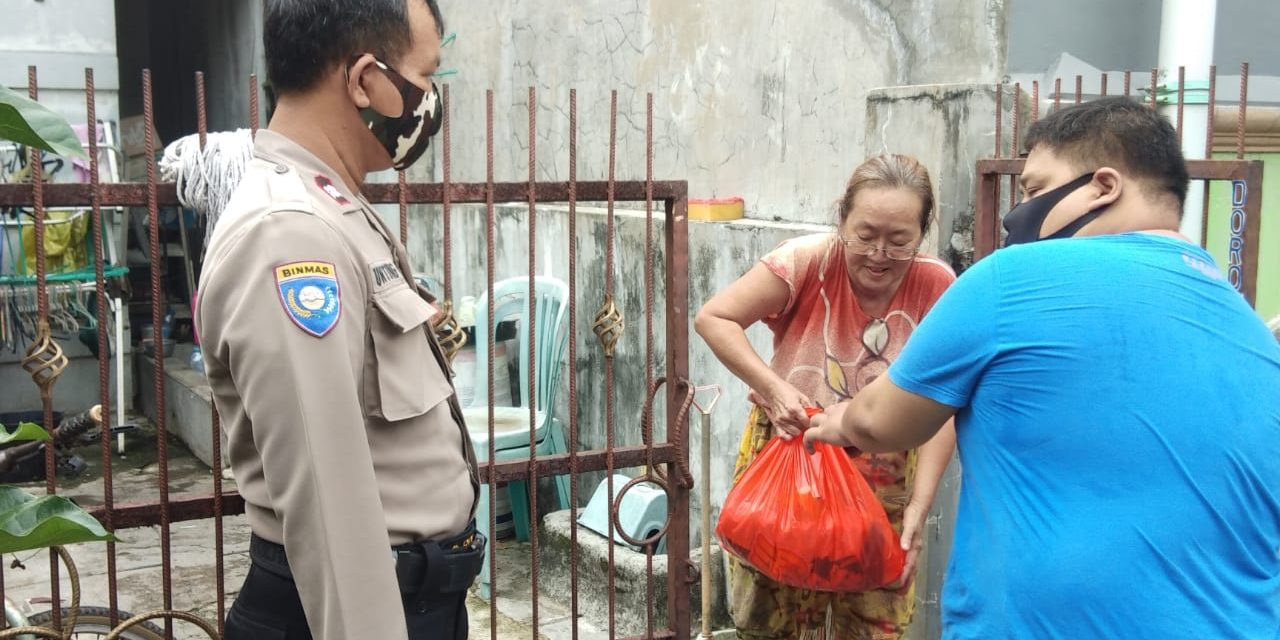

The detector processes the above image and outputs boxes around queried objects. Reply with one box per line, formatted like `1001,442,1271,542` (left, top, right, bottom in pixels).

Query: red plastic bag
716,428,905,592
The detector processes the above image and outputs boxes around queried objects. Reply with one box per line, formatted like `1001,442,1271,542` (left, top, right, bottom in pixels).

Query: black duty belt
248,520,486,605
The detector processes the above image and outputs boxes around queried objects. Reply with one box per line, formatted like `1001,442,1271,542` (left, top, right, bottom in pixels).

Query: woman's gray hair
1268,315,1280,342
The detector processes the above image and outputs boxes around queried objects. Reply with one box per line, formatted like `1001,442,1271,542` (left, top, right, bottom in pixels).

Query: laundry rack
0,121,131,453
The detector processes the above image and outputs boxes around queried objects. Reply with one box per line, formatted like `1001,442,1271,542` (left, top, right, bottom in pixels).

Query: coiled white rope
158,129,253,248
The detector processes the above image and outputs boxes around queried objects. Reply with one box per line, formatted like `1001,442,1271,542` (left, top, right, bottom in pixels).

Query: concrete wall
3,0,120,124
432,0,1007,226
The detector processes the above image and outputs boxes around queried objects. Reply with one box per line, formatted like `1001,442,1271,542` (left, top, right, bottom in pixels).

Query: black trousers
224,545,468,639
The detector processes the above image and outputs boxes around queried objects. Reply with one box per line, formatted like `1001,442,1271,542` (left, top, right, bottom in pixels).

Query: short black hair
1024,97,1190,209
264,0,444,95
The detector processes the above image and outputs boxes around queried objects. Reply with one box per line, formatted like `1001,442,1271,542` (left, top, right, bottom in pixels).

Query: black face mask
1002,172,1105,247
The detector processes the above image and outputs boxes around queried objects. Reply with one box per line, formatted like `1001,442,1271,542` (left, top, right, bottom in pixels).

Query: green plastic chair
462,276,570,598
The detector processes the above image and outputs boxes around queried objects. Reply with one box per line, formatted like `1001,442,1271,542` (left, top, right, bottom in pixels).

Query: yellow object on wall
689,197,744,221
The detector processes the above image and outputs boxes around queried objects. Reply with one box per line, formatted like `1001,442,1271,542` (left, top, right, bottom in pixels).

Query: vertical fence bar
398,171,408,245
442,85,452,302
1031,81,1040,122
526,85,540,636
87,66,122,630
664,200,693,640
1124,70,1132,98
643,91,657,640
1074,74,1082,104
143,68,176,639
1201,64,1217,247
197,70,228,638
27,64,63,634
1101,72,1108,97
567,88,581,640
1010,83,1021,208
1150,68,1159,110
485,89,498,640
1176,66,1186,144
1236,62,1248,160
994,83,1003,158
605,88,619,640
250,73,260,137
1053,78,1061,113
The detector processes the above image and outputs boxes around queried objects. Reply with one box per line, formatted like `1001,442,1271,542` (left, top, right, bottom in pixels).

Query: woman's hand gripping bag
715,415,905,592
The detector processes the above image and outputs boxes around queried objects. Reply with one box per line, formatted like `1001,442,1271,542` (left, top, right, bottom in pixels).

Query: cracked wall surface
428,0,1007,225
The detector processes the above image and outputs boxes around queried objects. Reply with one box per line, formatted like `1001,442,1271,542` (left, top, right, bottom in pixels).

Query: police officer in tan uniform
195,1,480,638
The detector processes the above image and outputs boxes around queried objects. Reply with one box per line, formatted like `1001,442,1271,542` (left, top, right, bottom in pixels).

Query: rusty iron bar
979,157,1260,180
1031,81,1040,122
567,88,580,640
1124,70,1132,98
198,70,227,638
143,68,176,639
1176,66,1186,144
605,88,618,640
442,84,453,300
1075,74,1082,104
249,73,260,136
994,83,1003,157
644,91,657,640
0,180,695,208
1009,82,1021,207
86,67,122,630
27,64,63,634
526,85,541,636
398,171,408,245
1101,72,1108,97
1201,64,1217,247
211,407,225,636
484,88,498,639
85,444,682,526
1053,78,1061,113
193,64,216,634
663,190,693,637
1236,62,1248,159
1157,68,1167,109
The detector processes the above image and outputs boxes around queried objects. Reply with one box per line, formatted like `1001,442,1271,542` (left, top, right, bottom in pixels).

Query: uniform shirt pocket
368,283,453,421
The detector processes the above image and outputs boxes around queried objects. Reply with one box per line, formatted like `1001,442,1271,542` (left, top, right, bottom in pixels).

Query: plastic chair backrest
472,276,569,411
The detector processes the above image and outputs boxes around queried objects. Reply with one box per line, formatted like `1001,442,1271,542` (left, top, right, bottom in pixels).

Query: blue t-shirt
890,233,1280,639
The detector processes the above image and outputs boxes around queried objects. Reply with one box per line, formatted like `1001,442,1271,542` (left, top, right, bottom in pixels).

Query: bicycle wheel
25,606,168,640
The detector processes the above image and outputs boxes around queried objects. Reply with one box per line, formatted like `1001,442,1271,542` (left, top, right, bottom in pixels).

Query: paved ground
1,417,619,639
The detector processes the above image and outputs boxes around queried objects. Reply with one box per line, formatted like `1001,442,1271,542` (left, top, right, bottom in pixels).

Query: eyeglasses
838,236,919,261
861,318,889,358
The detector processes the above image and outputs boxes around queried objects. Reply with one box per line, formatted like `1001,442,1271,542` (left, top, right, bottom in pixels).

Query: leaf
0,85,85,159
0,422,51,445
0,487,116,554
825,354,851,399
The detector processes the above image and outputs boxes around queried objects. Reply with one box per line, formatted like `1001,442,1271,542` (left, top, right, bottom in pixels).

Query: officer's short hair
265,0,445,95
1024,97,1190,213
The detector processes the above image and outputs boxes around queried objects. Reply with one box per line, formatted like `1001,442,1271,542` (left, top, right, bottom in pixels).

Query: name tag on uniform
275,261,341,337
370,259,405,292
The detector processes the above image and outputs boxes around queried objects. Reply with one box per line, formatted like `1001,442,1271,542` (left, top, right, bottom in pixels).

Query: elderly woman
696,154,957,639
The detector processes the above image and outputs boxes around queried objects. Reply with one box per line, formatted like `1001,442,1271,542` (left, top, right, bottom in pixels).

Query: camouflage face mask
352,57,443,170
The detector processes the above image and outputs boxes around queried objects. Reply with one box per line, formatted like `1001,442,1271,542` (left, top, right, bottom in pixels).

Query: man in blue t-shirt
805,97,1280,639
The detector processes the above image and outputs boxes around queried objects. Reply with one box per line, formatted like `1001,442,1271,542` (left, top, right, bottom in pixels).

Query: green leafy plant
0,85,85,159
0,423,116,555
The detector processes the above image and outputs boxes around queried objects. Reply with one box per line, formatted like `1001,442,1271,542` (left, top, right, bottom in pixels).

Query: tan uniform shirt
196,130,479,640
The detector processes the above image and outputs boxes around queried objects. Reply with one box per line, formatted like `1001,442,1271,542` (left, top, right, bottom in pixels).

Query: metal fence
0,65,693,639
975,63,1265,308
